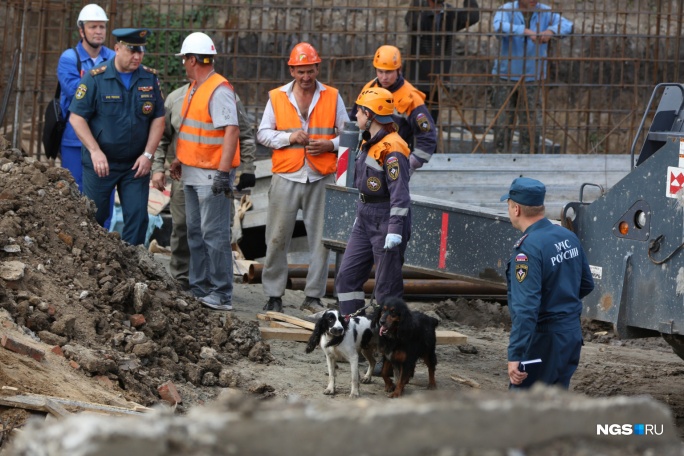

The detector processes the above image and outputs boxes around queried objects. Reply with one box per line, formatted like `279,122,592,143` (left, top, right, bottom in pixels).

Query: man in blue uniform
348,45,436,176
57,4,116,228
69,28,165,245
57,4,115,193
335,88,411,317
501,177,594,389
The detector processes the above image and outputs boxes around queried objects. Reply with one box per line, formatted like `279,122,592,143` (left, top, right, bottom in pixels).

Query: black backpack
42,48,81,160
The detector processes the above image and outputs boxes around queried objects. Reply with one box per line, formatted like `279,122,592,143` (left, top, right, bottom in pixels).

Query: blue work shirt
492,2,573,81
68,58,165,163
57,42,116,148
505,218,594,360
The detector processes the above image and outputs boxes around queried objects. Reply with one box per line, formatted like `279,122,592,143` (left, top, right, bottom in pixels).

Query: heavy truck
322,83,684,360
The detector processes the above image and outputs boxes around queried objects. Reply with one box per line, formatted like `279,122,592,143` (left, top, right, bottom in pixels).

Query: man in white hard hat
57,4,116,226
169,32,240,311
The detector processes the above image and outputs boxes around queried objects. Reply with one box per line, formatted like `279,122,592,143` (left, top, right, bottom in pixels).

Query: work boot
263,297,283,313
301,296,325,313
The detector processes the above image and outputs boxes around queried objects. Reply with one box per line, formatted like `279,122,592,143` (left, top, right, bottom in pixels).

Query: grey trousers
262,174,332,299
169,178,190,284
491,81,541,154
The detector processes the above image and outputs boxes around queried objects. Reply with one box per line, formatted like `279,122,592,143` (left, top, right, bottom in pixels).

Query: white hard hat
176,32,217,56
77,4,109,26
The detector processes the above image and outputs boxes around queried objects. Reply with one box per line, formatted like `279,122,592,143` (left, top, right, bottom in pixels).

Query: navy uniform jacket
69,58,165,163
506,218,594,360
355,130,411,235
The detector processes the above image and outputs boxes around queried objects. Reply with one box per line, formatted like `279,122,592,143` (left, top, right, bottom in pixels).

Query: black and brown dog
373,297,439,398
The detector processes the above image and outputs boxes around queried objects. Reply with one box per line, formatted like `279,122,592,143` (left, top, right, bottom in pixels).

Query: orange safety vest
366,131,410,166
269,84,339,175
361,79,426,116
176,73,241,170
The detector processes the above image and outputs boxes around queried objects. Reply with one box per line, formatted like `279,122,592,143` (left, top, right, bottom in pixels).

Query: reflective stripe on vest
176,73,241,169
269,84,338,175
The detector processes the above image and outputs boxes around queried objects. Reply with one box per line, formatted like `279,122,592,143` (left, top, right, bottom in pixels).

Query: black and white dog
305,310,377,398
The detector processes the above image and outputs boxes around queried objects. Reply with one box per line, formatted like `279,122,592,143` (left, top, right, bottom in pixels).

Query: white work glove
384,233,402,249
409,154,422,177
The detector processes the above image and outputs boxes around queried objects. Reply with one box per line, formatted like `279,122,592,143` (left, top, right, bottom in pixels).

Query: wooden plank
265,311,316,331
43,399,72,418
0,395,55,416
0,394,150,416
436,330,467,345
256,313,272,322
450,374,481,389
260,327,311,342
269,321,301,329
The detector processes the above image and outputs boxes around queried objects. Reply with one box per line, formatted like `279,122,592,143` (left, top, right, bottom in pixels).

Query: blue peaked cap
500,177,546,206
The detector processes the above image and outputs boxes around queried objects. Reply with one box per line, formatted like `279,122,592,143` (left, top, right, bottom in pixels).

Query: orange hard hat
373,45,402,71
288,42,322,66
356,87,395,124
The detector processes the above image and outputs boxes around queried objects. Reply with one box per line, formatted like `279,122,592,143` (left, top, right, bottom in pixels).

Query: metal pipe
287,278,506,297
247,263,451,284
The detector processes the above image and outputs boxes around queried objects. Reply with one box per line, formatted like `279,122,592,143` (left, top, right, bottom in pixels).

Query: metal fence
1,0,682,158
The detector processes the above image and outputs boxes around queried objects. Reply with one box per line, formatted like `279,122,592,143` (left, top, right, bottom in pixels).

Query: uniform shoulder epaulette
89,65,107,76
513,234,528,249
142,65,158,75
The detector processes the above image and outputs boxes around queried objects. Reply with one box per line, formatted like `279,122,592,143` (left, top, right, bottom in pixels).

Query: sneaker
199,294,233,311
263,297,283,313
301,296,325,313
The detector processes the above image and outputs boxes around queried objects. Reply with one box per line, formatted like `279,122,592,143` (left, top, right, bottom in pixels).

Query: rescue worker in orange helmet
257,42,350,314
349,45,437,176
335,87,411,317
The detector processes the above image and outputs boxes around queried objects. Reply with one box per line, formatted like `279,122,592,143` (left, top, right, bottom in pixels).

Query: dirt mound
433,297,512,330
0,144,274,408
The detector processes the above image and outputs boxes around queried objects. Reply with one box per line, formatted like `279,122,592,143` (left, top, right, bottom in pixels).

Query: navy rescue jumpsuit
335,130,411,316
506,218,595,389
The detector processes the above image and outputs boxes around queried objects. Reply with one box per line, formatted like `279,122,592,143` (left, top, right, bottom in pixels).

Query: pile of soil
0,141,274,409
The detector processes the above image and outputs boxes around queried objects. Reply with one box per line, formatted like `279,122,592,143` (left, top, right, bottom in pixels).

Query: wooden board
259,326,467,346
436,330,468,345
260,327,311,342
264,312,316,331
256,313,271,322
450,374,481,389
0,393,151,416
0,394,73,418
269,321,301,329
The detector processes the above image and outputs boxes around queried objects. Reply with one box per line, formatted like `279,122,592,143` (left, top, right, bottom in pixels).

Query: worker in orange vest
170,32,240,311
257,42,350,314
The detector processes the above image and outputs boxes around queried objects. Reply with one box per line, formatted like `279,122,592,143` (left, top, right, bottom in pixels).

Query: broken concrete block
133,282,149,313
0,261,26,281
